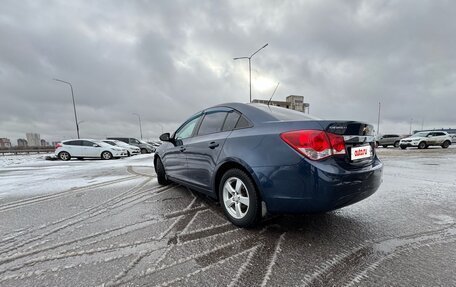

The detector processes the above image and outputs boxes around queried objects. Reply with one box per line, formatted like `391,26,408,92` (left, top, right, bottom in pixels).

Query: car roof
210,102,316,124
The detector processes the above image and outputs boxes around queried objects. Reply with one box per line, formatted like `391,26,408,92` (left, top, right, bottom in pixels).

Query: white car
103,140,140,156
55,139,128,160
399,131,452,149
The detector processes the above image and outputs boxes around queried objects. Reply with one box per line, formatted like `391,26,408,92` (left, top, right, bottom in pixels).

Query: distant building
40,139,50,147
26,133,41,147
252,95,310,113
17,138,28,147
0,138,12,148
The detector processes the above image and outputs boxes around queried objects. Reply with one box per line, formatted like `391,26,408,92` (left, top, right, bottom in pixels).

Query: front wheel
140,148,148,154
155,157,170,185
394,141,400,148
219,169,260,228
101,151,113,160
382,145,388,148
400,146,407,150
442,140,451,149
418,142,427,149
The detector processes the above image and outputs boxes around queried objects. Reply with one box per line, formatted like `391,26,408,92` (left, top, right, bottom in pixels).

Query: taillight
55,143,62,149
280,130,346,160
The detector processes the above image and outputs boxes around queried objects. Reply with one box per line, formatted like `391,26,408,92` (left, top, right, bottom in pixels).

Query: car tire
140,148,148,154
127,151,131,157
382,145,388,148
219,169,261,228
155,157,170,185
400,145,407,150
394,141,400,148
101,151,113,160
58,151,71,161
442,140,451,149
418,142,426,149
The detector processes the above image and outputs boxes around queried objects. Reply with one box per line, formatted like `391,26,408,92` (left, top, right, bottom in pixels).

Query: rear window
222,111,241,131
64,140,81,146
252,104,319,121
198,112,227,135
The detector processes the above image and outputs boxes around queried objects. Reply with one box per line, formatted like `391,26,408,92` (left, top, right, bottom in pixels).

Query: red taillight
55,143,62,149
280,130,346,160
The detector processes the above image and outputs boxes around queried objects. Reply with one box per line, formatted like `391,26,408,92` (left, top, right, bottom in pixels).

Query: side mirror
159,133,171,142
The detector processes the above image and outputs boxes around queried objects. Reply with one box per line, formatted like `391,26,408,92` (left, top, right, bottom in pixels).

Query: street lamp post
133,113,143,140
54,78,80,139
234,43,268,103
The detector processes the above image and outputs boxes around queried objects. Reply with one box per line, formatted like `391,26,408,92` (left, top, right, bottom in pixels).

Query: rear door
184,108,238,191
80,140,100,157
63,140,83,156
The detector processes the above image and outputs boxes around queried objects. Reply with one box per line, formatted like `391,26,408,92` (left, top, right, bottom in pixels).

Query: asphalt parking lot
0,147,455,286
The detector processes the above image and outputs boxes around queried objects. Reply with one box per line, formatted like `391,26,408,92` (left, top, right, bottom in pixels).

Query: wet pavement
0,147,455,286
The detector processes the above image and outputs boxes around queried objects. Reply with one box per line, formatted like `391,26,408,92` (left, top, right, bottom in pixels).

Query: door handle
179,146,186,152
208,142,219,149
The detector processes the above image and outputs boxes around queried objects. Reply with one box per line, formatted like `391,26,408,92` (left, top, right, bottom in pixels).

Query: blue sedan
155,103,383,227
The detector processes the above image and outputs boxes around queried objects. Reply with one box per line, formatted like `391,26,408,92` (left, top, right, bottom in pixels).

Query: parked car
154,103,383,227
375,134,405,148
399,131,452,149
55,139,128,161
102,140,140,156
106,137,155,153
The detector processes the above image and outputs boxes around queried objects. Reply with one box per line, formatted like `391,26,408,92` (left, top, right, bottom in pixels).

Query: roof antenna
267,82,280,108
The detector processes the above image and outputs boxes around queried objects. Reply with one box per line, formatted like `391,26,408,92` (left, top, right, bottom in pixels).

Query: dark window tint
198,112,227,136
235,115,251,129
64,140,82,146
130,138,140,144
82,140,96,146
103,141,116,146
222,111,241,131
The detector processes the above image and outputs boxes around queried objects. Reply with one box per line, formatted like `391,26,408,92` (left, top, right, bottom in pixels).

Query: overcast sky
1,0,455,143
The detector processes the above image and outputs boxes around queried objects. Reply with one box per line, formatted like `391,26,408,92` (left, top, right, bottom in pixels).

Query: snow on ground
0,154,155,199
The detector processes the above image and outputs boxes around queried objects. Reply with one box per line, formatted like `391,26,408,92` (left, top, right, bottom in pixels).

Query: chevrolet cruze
155,103,383,227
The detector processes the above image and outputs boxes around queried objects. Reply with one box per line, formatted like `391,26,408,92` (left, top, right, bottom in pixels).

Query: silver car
399,131,452,149
376,134,405,148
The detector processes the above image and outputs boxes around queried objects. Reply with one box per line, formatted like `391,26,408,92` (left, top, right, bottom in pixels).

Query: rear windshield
251,103,319,121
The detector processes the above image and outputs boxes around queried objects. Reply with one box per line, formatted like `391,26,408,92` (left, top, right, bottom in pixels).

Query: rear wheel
442,140,451,148
418,141,427,149
400,146,407,150
219,169,260,228
155,157,170,185
382,145,388,148
394,141,400,148
127,151,131,157
101,151,113,160
58,151,71,161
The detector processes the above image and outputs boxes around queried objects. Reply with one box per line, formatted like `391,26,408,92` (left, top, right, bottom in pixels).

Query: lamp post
234,43,268,103
54,78,80,139
133,113,143,140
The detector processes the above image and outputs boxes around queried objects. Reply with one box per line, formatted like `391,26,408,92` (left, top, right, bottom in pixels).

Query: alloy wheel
222,177,250,219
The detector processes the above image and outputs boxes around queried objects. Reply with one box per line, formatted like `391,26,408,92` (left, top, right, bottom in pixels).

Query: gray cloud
1,0,455,143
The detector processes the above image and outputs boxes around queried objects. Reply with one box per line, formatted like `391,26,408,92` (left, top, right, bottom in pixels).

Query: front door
162,114,202,181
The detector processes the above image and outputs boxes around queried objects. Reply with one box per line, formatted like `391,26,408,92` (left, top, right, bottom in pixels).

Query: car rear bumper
252,157,383,214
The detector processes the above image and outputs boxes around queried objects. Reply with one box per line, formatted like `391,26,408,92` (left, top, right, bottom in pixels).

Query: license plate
351,145,372,160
